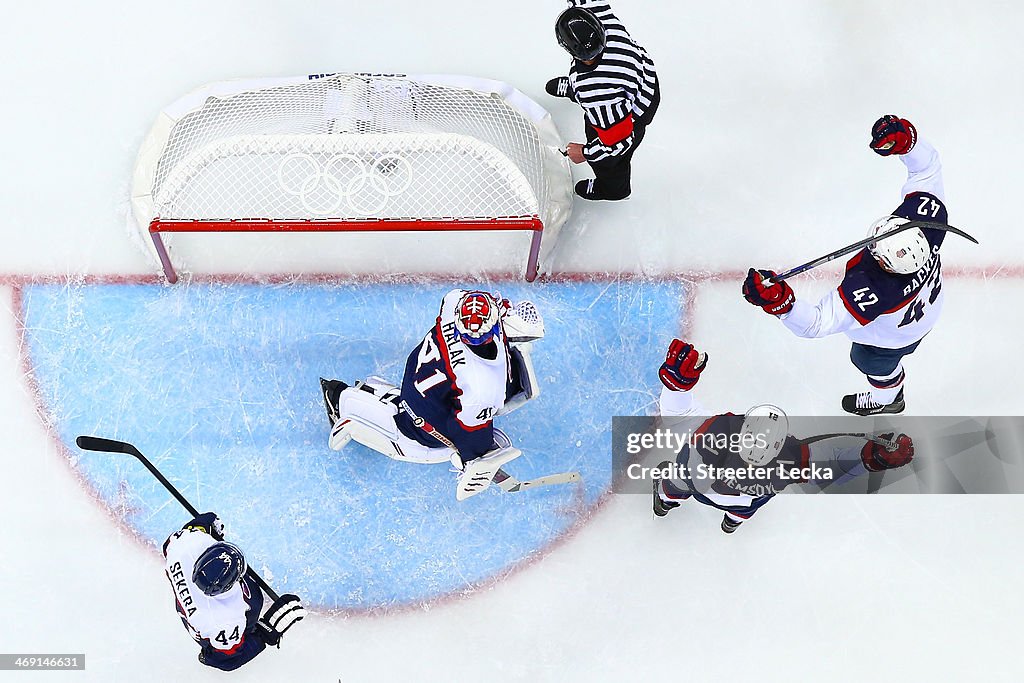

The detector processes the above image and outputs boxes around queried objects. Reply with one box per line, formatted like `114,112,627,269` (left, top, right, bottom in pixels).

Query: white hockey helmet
454,291,501,346
737,404,789,467
867,216,930,275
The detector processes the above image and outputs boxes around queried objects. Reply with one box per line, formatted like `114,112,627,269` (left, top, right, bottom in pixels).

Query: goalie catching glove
257,594,305,647
659,339,708,392
499,298,545,344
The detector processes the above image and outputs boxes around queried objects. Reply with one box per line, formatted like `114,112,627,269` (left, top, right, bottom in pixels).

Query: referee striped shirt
566,0,658,162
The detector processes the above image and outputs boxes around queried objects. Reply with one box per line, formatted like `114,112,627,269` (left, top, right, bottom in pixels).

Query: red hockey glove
870,115,917,156
742,268,795,316
659,339,708,391
861,433,914,471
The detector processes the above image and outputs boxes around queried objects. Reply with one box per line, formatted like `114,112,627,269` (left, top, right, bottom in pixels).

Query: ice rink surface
20,279,682,608
2,1,1023,681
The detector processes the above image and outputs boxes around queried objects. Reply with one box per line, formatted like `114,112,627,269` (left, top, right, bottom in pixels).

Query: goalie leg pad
361,375,402,399
456,444,523,501
329,381,451,464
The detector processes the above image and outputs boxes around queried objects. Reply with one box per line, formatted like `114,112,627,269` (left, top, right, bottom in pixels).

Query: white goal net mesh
131,74,572,280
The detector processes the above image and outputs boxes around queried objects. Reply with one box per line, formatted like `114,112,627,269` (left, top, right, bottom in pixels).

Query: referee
547,0,659,201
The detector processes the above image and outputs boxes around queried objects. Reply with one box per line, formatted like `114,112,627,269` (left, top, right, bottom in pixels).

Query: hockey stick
493,468,581,493
795,431,924,490
75,435,280,602
797,432,898,450
396,397,579,495
770,220,979,283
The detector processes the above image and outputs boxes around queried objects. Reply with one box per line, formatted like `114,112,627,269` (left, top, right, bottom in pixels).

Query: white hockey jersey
436,288,511,428
397,289,514,460
163,527,258,655
657,388,873,500
781,139,948,349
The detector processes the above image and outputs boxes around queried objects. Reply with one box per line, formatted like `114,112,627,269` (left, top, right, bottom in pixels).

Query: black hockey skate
721,514,743,534
652,462,680,517
545,76,574,100
574,179,630,201
841,388,905,416
320,378,348,427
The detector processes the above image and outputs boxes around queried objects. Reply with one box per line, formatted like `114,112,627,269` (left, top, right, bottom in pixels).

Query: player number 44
214,625,241,647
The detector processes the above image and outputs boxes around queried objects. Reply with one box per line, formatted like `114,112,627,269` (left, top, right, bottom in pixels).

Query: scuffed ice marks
22,278,684,609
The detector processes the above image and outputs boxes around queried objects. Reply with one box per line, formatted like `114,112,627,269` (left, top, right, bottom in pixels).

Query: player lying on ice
743,114,951,416
162,513,305,671
320,289,547,500
651,339,915,534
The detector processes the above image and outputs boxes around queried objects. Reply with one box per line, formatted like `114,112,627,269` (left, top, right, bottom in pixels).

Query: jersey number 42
899,267,942,328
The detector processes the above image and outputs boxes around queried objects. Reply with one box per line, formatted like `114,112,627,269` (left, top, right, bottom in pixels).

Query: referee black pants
583,79,660,199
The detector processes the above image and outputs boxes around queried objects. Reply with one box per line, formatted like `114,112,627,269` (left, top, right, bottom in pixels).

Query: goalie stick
405,400,579,496
75,435,281,602
494,468,582,493
769,220,979,284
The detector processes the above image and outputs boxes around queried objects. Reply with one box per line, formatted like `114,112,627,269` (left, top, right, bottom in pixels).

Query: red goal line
148,216,546,284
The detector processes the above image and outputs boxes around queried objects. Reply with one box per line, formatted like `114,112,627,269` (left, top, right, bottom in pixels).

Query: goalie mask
455,291,501,346
736,404,789,467
867,216,931,275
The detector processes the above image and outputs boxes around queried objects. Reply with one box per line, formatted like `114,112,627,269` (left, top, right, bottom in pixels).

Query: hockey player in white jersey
743,115,949,415
652,339,915,533
162,512,305,671
320,289,544,500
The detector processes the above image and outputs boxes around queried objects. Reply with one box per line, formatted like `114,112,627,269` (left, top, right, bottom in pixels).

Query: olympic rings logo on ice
277,152,414,216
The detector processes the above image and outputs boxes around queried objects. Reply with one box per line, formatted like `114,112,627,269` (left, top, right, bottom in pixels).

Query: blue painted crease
22,280,684,609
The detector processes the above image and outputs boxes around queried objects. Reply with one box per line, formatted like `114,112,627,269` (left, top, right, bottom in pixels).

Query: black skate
320,378,348,427
574,179,630,201
841,388,905,416
652,462,680,517
721,514,742,534
545,76,574,100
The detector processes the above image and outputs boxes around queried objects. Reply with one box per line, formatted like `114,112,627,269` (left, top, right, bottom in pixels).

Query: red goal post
130,73,573,282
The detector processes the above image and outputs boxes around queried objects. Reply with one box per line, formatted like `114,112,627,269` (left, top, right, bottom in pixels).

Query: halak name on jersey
838,192,948,349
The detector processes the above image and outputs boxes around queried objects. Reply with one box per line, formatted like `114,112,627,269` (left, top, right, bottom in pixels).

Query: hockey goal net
131,73,573,282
